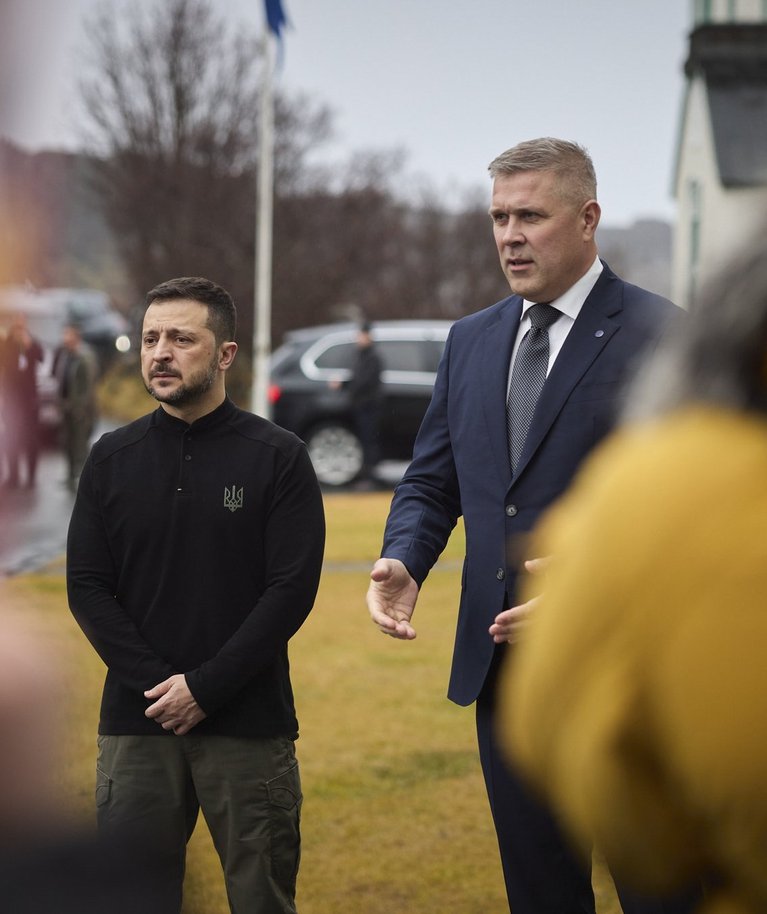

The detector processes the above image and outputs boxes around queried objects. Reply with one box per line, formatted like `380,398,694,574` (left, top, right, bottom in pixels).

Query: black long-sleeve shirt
66,397,325,738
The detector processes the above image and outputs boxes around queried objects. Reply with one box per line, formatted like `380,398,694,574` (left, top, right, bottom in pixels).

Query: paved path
0,445,76,577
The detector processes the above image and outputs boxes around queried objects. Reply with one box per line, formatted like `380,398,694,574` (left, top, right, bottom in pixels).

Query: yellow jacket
499,407,767,914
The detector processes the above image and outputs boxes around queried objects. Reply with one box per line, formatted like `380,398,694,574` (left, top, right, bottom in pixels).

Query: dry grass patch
2,492,621,913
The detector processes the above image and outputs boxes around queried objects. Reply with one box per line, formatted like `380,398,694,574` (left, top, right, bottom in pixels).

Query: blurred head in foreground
0,609,60,841
0,606,165,912
624,241,767,421
498,236,767,914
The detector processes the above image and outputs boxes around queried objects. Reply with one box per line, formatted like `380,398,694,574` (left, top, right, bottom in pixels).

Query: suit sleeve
382,327,462,586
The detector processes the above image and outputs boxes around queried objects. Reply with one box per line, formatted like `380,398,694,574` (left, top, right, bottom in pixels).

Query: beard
144,356,218,408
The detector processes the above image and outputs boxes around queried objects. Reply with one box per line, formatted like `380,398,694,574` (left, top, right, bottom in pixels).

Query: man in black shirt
67,277,325,914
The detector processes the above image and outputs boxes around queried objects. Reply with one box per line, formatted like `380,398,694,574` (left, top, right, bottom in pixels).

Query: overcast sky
3,0,692,227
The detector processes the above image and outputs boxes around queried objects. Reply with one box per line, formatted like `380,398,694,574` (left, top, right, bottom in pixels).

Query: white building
672,0,767,308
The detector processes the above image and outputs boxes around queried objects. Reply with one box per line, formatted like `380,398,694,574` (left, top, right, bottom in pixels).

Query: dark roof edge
686,23,767,78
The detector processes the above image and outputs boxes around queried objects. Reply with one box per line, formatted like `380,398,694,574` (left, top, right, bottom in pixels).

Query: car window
377,340,429,373
421,339,447,372
270,340,305,377
313,342,357,371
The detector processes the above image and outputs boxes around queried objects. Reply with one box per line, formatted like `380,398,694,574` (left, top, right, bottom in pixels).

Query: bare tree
78,0,331,376
77,0,507,376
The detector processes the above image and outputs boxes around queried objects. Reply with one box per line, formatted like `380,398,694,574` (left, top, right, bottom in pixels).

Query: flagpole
251,25,276,419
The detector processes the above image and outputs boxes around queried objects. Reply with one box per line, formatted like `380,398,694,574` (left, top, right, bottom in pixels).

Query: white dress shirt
507,257,603,393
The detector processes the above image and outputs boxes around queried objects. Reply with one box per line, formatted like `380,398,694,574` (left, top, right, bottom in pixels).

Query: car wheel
305,423,364,487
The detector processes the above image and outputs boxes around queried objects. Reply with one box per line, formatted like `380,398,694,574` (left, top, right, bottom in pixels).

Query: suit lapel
479,297,521,488
512,270,623,481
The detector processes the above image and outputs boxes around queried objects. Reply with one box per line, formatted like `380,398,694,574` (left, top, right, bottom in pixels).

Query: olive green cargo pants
96,734,302,914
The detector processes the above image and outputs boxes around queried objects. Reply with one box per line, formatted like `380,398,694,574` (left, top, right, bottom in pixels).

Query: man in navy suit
366,138,682,914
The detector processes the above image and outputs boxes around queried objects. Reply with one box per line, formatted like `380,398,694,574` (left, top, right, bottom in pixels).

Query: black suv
269,320,452,486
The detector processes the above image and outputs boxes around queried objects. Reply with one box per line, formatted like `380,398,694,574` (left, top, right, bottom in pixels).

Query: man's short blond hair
488,138,597,207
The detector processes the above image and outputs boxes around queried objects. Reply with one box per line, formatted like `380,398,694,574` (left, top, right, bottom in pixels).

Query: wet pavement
0,445,77,577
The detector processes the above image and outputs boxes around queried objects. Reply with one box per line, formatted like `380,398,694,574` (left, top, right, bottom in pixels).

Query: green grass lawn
1,491,620,914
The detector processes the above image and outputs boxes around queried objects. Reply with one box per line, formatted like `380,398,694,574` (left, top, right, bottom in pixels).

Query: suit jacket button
505,504,518,517
496,568,505,581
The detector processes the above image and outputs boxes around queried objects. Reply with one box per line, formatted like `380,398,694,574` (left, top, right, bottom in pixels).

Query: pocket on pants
95,765,112,808
266,761,302,886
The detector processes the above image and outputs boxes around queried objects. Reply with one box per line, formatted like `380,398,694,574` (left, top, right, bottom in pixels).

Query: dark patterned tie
506,303,561,473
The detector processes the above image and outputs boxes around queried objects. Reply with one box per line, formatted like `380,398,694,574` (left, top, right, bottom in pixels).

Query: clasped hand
144,673,206,736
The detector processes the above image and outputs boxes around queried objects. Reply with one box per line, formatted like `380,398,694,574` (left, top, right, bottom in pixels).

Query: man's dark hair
145,277,237,344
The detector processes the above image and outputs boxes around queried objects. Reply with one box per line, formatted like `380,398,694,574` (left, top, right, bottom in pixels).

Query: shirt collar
153,396,236,433
521,256,603,323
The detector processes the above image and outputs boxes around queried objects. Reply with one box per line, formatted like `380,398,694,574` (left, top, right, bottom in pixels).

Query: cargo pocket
95,765,112,808
266,761,302,886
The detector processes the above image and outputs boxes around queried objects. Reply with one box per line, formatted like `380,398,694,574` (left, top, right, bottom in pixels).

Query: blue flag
264,0,288,40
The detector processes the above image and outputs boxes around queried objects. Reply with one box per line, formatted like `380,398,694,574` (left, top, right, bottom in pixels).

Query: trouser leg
189,735,302,914
61,417,75,483
96,735,199,914
476,649,596,914
71,419,91,480
354,408,381,477
23,417,38,486
4,443,19,485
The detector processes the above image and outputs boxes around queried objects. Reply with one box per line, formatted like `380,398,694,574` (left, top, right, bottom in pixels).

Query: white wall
673,75,767,307
696,0,767,24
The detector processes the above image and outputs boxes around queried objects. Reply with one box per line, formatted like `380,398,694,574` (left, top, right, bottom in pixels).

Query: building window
694,0,713,24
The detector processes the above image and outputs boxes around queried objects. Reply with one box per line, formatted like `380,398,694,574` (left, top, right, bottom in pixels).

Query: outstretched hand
144,674,206,736
367,558,419,639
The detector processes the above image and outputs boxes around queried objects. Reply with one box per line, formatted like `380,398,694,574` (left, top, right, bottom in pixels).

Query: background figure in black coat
0,313,43,489
347,321,383,486
52,324,98,491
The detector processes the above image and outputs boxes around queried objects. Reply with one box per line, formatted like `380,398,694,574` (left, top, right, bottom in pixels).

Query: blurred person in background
346,320,383,487
329,319,384,487
366,137,682,914
498,239,767,914
0,312,43,489
52,322,98,491
67,276,325,914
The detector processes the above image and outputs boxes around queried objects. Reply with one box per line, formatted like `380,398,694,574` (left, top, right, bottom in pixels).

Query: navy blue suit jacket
382,262,681,706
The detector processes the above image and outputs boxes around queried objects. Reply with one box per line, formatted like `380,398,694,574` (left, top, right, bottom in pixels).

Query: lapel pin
594,330,605,338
